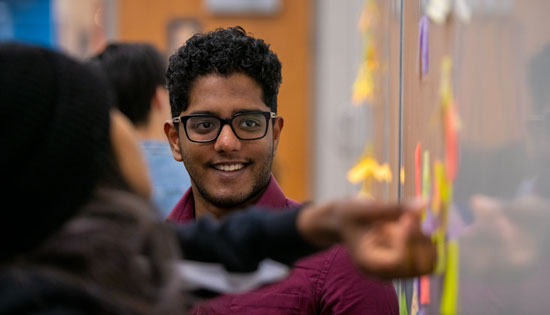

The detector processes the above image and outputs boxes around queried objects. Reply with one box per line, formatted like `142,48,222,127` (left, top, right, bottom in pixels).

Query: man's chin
206,194,251,209
193,173,271,211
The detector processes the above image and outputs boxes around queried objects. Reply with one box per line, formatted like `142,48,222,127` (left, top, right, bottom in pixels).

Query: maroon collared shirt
168,175,398,315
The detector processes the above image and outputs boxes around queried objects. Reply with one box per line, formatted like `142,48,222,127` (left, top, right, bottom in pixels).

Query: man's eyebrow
188,110,217,115
235,109,265,114
186,109,266,116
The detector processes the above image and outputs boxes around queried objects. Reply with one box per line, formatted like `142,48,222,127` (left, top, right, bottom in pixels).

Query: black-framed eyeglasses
172,111,277,143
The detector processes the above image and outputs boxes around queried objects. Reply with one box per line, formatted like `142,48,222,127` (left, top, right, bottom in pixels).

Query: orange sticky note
415,142,422,197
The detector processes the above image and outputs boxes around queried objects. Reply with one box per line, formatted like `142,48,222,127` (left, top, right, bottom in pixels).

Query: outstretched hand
297,198,435,279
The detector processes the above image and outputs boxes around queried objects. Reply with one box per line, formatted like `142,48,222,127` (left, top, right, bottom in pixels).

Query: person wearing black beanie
0,42,112,261
0,42,184,315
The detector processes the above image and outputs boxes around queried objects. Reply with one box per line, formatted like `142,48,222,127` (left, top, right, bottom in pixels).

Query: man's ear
272,116,284,156
164,120,183,162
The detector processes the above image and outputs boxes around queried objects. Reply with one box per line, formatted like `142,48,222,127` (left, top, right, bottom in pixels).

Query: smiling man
164,26,399,314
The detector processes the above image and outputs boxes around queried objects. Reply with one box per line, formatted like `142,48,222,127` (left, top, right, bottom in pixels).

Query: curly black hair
166,26,282,116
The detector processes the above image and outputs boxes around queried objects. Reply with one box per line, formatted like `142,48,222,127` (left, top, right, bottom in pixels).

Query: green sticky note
440,240,459,315
399,289,409,315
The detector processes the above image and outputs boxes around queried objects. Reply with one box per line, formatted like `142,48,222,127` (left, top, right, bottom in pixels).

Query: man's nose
214,124,241,152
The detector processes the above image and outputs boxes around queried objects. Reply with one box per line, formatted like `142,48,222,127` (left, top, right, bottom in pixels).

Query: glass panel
400,0,550,314
314,0,402,203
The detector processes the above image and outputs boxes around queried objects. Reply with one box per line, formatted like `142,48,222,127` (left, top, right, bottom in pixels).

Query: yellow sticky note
353,3,379,107
432,230,446,275
366,44,378,71
440,240,459,315
352,61,374,105
357,0,379,32
374,163,392,182
422,151,430,199
432,161,444,214
439,57,453,108
347,157,392,184
348,157,377,183
439,181,453,239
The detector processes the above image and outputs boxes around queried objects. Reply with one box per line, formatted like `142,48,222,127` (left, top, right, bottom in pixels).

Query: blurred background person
91,42,191,218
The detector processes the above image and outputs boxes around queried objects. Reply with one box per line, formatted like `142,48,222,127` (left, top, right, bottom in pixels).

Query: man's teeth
214,164,244,172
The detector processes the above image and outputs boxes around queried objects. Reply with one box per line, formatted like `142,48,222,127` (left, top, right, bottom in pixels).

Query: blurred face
165,73,283,217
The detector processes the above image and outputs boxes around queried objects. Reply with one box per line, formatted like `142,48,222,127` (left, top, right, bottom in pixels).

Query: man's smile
211,162,247,172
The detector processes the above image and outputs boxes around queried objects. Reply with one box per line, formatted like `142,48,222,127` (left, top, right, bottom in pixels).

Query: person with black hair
91,42,191,218
164,26,400,314
0,42,435,314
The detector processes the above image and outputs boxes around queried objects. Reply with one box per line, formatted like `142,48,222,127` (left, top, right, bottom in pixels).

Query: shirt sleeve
169,206,319,272
319,245,400,315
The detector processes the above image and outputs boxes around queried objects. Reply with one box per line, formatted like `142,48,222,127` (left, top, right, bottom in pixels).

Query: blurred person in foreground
164,26,402,314
91,42,191,218
0,42,435,314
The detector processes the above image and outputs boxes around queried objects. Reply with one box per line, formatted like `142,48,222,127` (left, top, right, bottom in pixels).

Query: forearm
171,207,318,272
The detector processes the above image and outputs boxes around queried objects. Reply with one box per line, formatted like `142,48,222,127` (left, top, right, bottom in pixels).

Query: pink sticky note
420,275,430,304
445,104,459,182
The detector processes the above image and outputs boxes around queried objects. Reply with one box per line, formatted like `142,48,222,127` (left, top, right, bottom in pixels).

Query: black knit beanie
0,43,112,261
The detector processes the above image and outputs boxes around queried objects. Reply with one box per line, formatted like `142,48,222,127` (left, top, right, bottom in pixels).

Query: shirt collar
167,174,298,224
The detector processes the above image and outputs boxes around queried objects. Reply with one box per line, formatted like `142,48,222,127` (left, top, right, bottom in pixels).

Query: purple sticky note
422,207,439,234
419,15,429,76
